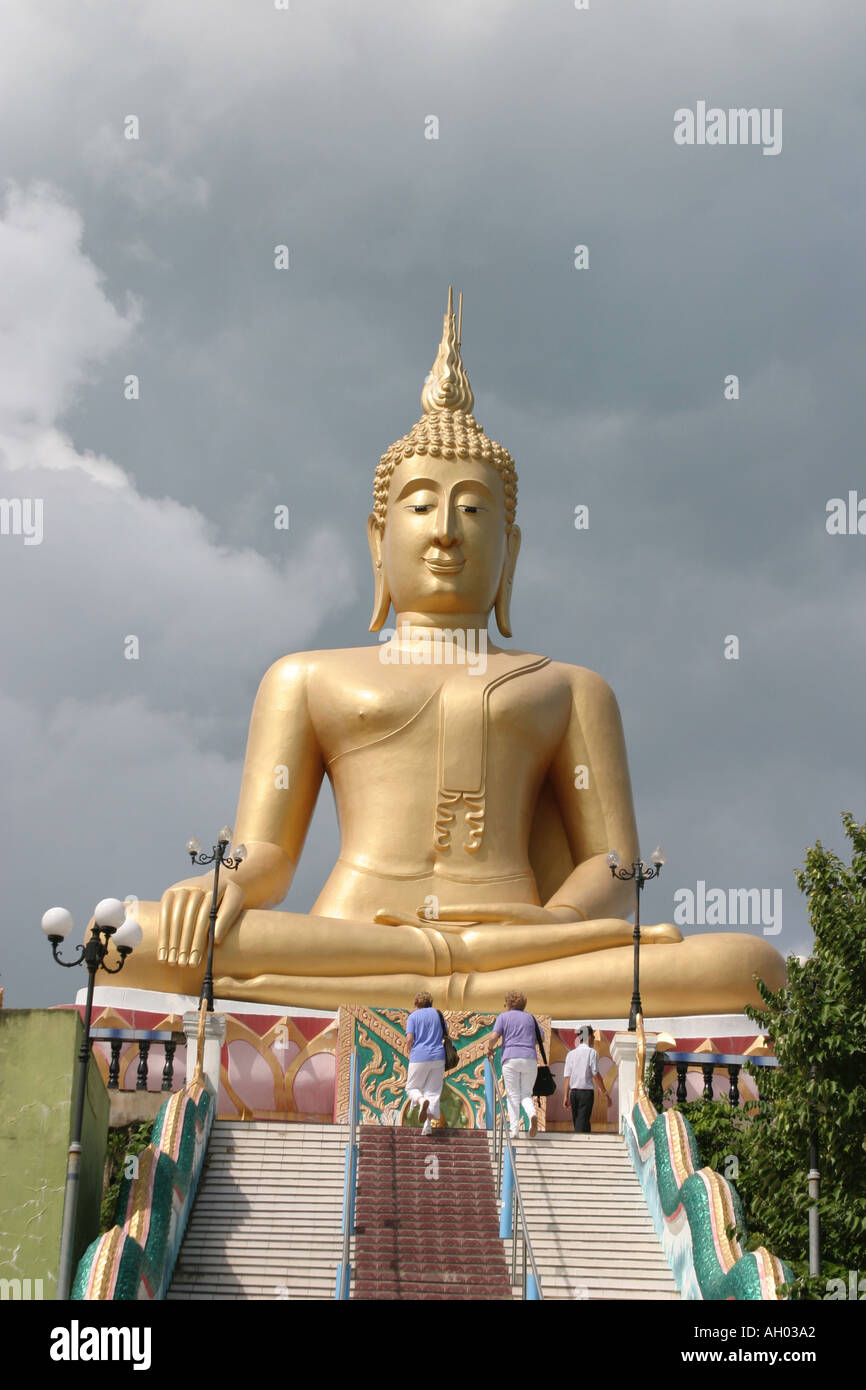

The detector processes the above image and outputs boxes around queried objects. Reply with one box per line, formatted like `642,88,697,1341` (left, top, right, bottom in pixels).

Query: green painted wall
0,1009,109,1299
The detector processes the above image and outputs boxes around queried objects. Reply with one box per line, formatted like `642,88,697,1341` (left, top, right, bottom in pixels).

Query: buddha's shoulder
256,645,397,688
487,649,622,708
543,659,622,706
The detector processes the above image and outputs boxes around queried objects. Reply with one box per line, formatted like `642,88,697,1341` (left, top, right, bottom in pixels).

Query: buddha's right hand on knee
157,873,245,968
157,841,291,967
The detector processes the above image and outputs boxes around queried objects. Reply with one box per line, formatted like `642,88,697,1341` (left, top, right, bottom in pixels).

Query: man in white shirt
562,1025,606,1133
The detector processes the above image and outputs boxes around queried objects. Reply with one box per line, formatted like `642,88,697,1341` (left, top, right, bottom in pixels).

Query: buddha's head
367,288,521,636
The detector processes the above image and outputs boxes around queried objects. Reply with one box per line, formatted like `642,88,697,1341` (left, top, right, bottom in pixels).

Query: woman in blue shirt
405,990,446,1135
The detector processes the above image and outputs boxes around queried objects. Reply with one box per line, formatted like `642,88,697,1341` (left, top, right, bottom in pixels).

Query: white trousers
501,1057,537,1135
406,1059,445,1119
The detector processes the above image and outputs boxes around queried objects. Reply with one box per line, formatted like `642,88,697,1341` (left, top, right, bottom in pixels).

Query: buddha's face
375,455,514,618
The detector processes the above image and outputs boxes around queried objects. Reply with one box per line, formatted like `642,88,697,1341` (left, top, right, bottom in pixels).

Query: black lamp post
807,1059,821,1278
607,847,665,1031
186,826,246,1012
41,898,143,1300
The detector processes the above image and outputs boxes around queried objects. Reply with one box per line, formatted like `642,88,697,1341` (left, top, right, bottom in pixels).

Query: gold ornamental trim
335,1005,551,1126
90,1226,125,1302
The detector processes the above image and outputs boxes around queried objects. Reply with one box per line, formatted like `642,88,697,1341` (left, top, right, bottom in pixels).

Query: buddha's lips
425,558,465,574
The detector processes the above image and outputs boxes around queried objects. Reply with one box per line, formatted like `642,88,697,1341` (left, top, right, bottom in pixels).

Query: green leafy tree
100,1121,154,1232
662,816,866,1297
738,813,866,1296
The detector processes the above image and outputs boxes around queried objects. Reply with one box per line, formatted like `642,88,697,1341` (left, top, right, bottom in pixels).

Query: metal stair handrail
485,1059,544,1300
335,1048,360,1299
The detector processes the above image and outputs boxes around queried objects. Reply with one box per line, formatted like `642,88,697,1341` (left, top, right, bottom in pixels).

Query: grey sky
1,0,863,1006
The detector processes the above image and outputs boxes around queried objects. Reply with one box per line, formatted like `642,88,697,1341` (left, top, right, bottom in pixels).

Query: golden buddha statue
121,289,785,1016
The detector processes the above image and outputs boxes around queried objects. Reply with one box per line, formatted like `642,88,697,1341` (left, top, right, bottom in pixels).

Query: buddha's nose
434,499,460,547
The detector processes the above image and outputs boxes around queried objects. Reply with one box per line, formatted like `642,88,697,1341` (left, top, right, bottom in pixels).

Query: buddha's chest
311,653,569,775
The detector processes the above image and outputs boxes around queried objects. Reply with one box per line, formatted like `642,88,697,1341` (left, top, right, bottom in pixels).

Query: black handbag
532,1018,557,1098
437,1010,460,1071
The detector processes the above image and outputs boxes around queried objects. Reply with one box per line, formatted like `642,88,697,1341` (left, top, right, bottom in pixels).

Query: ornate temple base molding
76,984,336,1020
68,987,769,1128
582,1012,759,1037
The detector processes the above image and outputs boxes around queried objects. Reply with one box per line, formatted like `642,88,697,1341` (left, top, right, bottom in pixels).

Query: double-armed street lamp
185,826,246,1012
40,897,143,1299
607,846,666,1031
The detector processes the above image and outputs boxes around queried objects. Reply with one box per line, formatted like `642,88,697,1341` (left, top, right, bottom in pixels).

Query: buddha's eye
409,503,434,513
459,504,483,514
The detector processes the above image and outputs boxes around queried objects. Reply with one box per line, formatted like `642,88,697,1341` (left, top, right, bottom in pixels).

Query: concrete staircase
352,1128,513,1300
167,1120,346,1300
165,1120,678,1302
503,1131,680,1300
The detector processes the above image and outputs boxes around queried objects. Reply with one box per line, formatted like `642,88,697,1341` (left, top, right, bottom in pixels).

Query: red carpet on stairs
352,1127,513,1300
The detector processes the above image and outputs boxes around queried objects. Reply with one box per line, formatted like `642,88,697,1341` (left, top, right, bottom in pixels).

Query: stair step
175,1261,339,1276
179,1240,343,1254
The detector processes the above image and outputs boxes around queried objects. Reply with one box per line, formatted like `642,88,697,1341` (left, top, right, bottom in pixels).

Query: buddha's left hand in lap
374,902,578,929
429,902,584,926
374,901,681,940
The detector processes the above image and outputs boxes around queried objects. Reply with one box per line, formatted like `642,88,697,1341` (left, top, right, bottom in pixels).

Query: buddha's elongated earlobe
367,513,392,631
494,525,521,638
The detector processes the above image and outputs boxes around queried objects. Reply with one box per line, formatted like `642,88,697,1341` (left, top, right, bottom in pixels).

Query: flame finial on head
372,286,518,534
420,286,474,415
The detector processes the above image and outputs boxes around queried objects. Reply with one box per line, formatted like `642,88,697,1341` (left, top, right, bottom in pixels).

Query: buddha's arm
543,666,640,923
156,654,324,965
228,653,326,916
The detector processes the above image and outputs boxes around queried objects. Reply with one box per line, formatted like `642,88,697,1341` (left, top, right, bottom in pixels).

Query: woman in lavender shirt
486,990,541,1139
